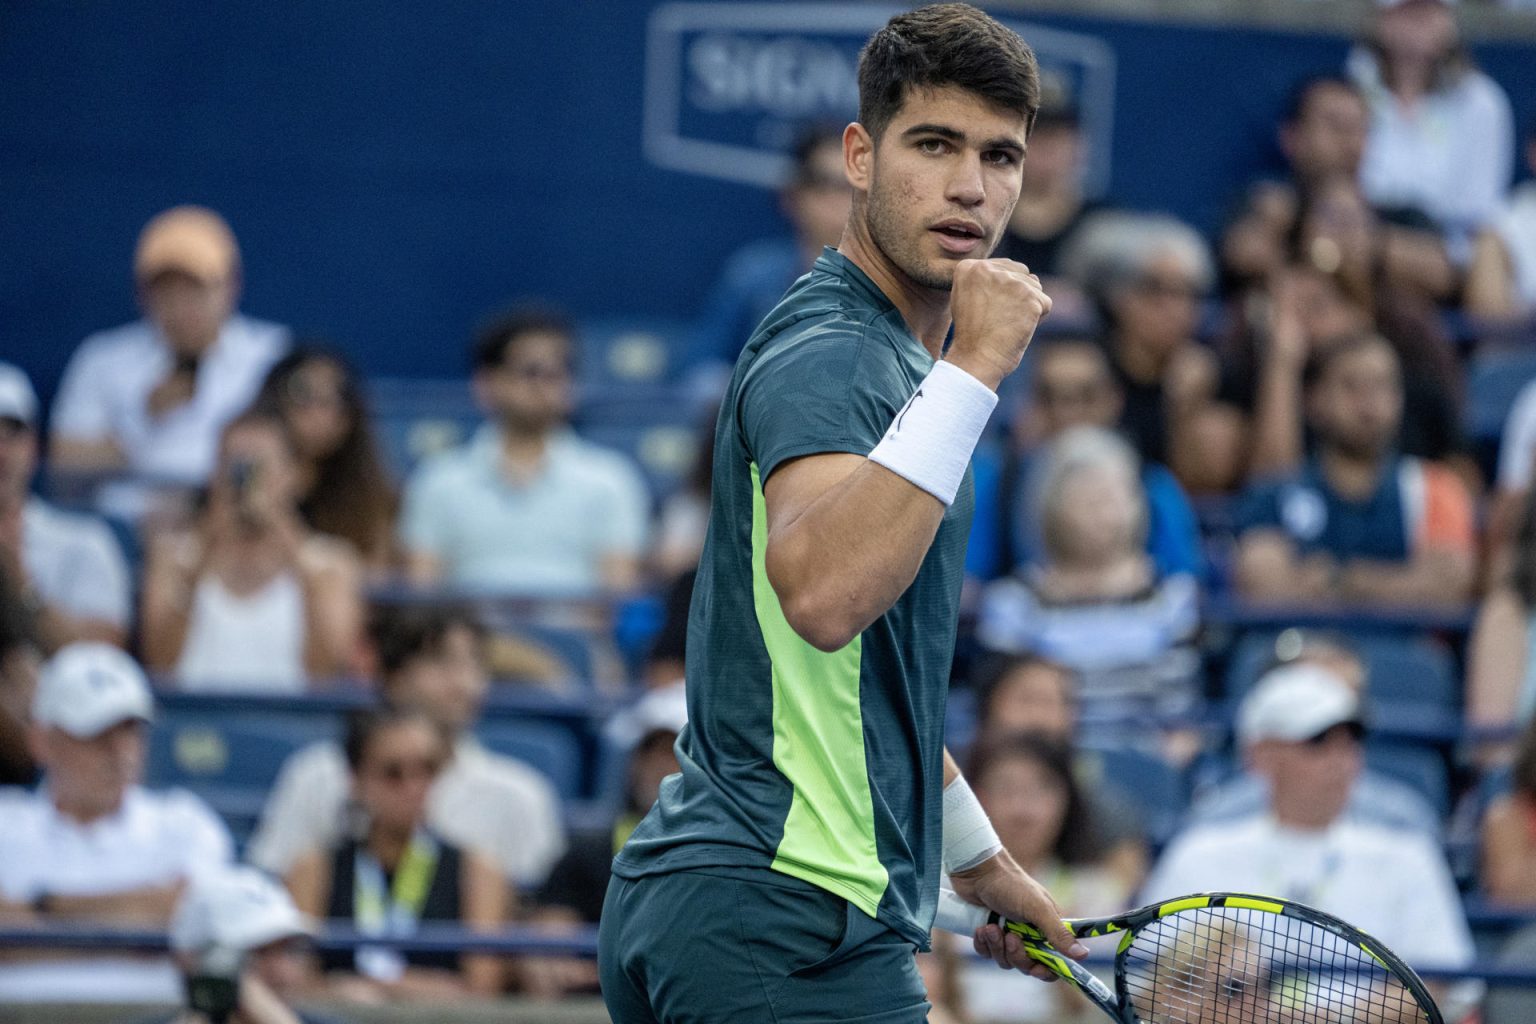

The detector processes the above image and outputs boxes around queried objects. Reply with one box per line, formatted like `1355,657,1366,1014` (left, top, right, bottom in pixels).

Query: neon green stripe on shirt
749,463,889,918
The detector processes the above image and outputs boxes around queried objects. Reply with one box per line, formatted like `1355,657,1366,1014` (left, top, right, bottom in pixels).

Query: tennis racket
935,888,1442,1024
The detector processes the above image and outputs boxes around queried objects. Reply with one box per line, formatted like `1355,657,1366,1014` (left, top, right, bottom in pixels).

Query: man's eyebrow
901,123,1024,153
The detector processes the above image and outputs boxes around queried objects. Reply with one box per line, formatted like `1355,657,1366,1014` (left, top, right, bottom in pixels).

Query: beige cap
134,206,239,283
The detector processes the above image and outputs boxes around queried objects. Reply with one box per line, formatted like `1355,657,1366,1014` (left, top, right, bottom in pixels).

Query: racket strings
1121,906,1425,1024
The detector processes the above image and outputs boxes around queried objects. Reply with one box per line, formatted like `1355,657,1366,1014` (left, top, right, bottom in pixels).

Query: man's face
1109,251,1204,357
855,85,1029,290
34,720,144,817
1251,724,1362,829
0,417,37,500
139,271,235,357
477,332,575,435
1307,341,1402,461
1284,85,1368,185
387,624,489,733
1030,345,1121,437
785,141,853,252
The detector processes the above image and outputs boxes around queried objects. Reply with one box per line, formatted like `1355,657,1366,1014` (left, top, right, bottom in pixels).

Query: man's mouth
931,220,986,255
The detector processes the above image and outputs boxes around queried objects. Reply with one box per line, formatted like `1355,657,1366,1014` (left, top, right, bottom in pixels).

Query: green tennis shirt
612,249,973,949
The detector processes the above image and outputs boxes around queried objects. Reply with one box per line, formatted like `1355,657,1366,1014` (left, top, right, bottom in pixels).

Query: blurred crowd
1,0,1536,1020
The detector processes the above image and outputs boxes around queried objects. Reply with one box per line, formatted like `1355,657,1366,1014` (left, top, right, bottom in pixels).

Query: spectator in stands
689,124,851,369
248,604,565,892
524,682,686,998
975,337,1202,582
0,363,131,651
401,306,650,594
1190,654,1441,836
977,427,1202,726
1468,488,1536,752
993,84,1104,285
286,707,507,1002
0,644,233,1003
1232,332,1475,608
1467,118,1536,320
140,411,364,692
49,206,289,493
957,733,1140,1024
1348,0,1515,258
1480,717,1536,905
0,565,41,785
156,865,336,1024
649,404,716,585
1220,76,1455,304
253,347,398,576
1142,658,1476,1013
1058,212,1241,494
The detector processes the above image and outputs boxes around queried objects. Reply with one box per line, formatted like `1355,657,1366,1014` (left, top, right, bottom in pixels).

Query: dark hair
1302,332,1397,394
1282,74,1365,127
253,345,398,561
343,705,450,772
1513,717,1536,798
788,122,846,187
471,303,576,373
1509,489,1536,610
369,604,485,684
967,731,1105,866
857,3,1040,142
971,653,1073,732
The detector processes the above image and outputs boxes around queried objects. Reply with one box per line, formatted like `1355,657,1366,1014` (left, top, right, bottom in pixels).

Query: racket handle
934,887,997,935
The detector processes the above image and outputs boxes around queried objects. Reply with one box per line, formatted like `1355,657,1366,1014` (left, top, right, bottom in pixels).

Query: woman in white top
141,411,363,692
1467,126,1536,321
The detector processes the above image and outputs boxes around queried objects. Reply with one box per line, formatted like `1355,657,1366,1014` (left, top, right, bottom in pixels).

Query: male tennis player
599,6,1085,1020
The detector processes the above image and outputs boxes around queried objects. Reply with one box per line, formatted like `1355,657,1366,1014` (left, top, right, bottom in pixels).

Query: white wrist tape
942,775,1003,873
868,360,997,507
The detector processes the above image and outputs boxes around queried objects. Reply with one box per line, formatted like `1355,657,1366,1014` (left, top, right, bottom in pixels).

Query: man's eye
984,150,1017,166
918,139,947,155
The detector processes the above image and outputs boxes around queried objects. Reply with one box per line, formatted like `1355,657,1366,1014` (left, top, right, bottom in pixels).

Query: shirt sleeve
399,462,453,558
246,746,346,875
1498,381,1536,490
49,340,113,441
1143,465,1205,580
738,323,906,483
594,456,653,559
45,518,131,628
167,792,235,879
1412,463,1474,556
1233,480,1285,536
1137,832,1206,905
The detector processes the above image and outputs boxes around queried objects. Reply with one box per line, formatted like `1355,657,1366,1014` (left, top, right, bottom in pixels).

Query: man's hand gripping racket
935,888,1443,1024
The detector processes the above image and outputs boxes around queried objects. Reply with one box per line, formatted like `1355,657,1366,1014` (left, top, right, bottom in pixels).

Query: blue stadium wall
2,1,1532,399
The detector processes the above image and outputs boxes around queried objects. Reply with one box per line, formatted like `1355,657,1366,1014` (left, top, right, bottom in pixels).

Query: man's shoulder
406,434,491,492
554,433,646,488
25,498,118,551
68,320,159,367
452,744,557,804
130,785,227,830
0,788,46,838
1162,815,1268,861
224,314,291,359
278,739,347,780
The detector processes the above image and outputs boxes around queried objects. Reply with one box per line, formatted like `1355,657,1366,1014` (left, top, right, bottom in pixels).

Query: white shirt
401,426,650,593
50,314,289,484
1496,377,1536,490
174,571,307,693
1141,815,1473,974
0,785,233,1003
1348,47,1515,254
22,496,131,629
246,735,566,888
1492,181,1536,314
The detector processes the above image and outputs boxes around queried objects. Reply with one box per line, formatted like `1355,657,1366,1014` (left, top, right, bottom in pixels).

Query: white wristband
942,775,1003,874
868,360,997,507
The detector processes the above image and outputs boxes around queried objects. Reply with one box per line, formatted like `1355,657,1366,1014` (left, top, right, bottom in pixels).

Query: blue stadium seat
1222,630,1459,709
475,718,585,800
1467,348,1536,443
577,316,694,386
1363,742,1450,817
367,377,480,481
1074,743,1188,848
574,385,707,502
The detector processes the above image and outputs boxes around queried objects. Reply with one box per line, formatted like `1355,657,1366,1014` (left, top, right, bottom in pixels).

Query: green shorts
598,867,931,1024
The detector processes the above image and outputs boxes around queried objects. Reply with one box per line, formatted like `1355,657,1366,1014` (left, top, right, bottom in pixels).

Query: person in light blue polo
400,306,650,595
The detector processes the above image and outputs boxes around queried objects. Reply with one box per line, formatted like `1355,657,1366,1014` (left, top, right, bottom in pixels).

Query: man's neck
836,220,952,357
498,425,551,477
1318,444,1387,501
53,792,123,826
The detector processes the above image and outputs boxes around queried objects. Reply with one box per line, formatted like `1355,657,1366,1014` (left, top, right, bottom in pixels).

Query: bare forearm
1338,554,1474,607
42,883,180,924
300,575,361,679
48,437,125,472
766,459,946,651
140,580,195,672
1247,357,1305,480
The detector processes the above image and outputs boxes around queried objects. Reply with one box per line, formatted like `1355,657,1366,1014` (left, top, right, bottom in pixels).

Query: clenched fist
944,258,1052,392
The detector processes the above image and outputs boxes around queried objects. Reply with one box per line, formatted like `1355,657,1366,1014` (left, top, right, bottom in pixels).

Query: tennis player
599,6,1085,1020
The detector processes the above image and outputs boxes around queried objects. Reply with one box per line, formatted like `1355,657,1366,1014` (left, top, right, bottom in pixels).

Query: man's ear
844,122,874,193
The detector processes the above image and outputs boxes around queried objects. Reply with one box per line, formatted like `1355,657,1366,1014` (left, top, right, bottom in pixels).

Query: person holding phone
140,411,363,692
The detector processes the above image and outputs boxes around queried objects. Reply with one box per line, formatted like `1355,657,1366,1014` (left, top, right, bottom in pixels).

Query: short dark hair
971,652,1073,728
1282,74,1365,127
1303,332,1398,394
343,705,450,772
789,122,846,187
857,3,1041,142
369,604,485,683
471,303,575,373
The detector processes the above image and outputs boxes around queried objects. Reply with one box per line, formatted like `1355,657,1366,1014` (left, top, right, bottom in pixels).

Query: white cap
1237,663,1362,746
32,643,154,739
171,866,312,954
0,363,37,426
604,682,688,750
